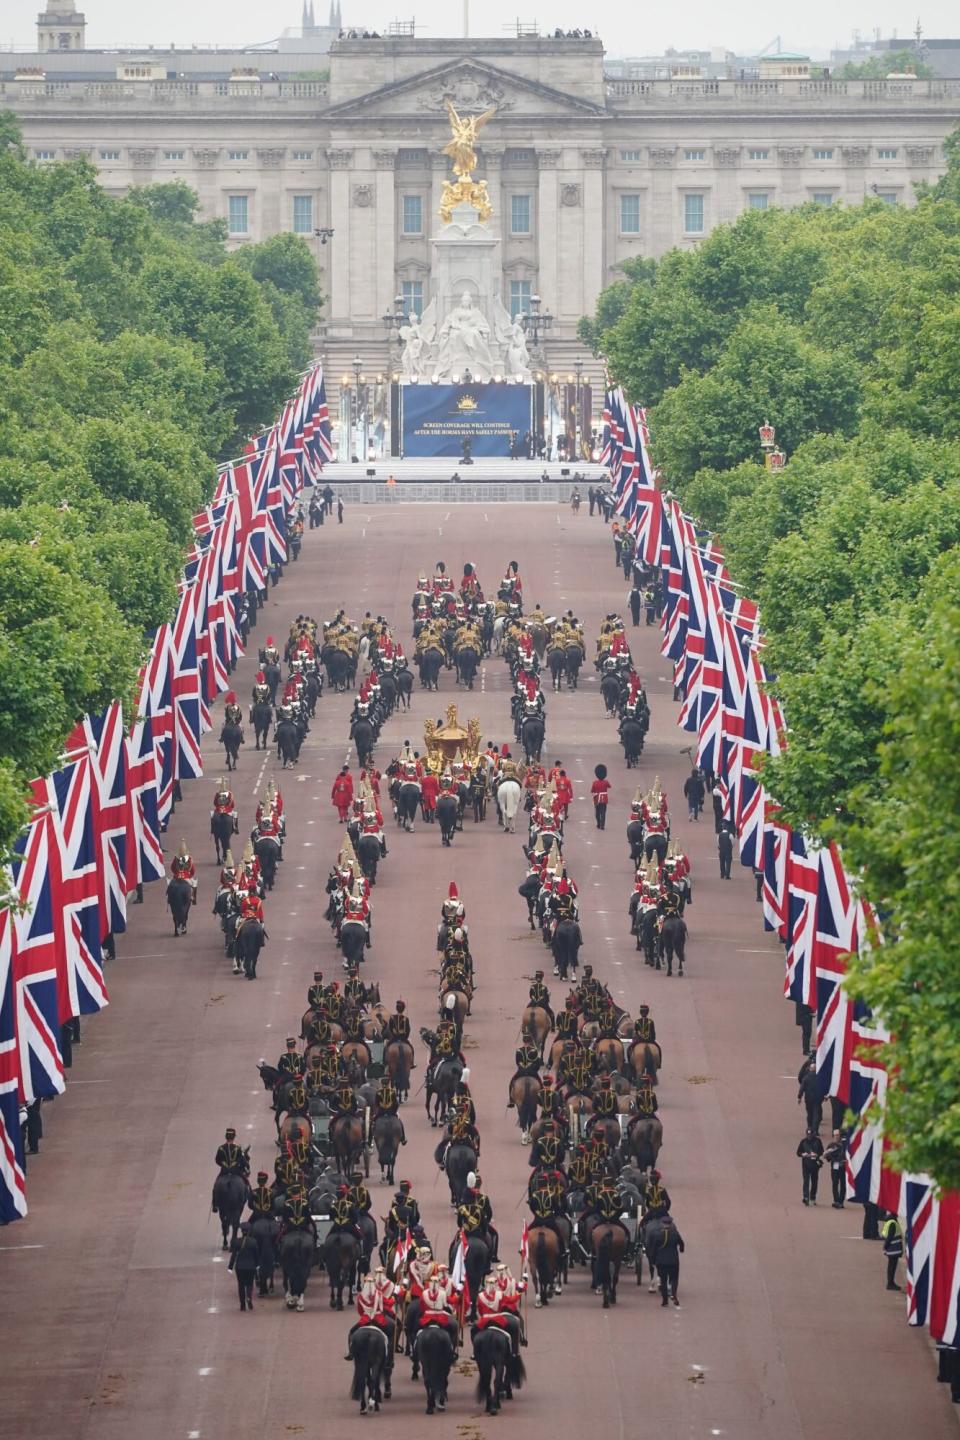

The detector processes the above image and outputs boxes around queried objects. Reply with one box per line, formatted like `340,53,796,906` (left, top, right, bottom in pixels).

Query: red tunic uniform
331,773,354,821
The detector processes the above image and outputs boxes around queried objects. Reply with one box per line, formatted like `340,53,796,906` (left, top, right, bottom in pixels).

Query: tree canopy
0,114,322,872
583,126,960,1187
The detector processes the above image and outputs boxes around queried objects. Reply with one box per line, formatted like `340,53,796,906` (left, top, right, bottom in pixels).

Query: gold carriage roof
423,704,482,776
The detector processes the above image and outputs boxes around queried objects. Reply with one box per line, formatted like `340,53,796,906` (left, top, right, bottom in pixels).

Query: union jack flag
41,760,109,1017
11,813,65,1102
930,1191,960,1344
170,585,204,782
0,905,28,1222
66,705,128,938
905,1177,937,1328
125,700,164,890
783,833,821,1008
143,624,175,823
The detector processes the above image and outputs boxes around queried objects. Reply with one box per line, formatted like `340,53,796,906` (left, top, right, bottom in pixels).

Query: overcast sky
2,1,954,58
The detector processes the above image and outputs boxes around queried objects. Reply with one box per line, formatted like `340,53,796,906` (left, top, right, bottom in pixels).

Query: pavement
0,503,954,1440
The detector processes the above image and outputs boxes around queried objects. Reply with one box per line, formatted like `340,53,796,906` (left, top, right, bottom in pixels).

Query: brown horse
627,1040,662,1082
383,1039,415,1099
342,1039,371,1077
594,1037,624,1074
522,1004,552,1054
529,1223,563,1307
586,1113,622,1151
626,1115,663,1170
331,1113,366,1175
590,1222,627,1308
439,987,469,1030
278,1113,312,1153
509,1075,542,1143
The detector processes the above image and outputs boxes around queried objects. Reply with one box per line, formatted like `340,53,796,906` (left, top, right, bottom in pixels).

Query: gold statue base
440,177,492,225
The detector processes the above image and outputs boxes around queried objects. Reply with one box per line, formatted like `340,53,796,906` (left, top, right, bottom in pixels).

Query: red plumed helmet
225,690,236,704
448,882,459,900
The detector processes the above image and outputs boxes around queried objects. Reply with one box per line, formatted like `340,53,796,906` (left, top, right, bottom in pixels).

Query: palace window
747,192,770,210
402,194,423,235
509,279,532,321
619,193,641,234
34,150,56,162
812,148,834,160
510,194,531,234
877,148,899,161
227,149,249,162
747,148,770,161
683,148,706,162
99,149,120,161
620,149,641,162
292,149,313,161
875,191,898,205
812,192,835,206
227,194,249,234
292,195,313,234
163,150,185,162
683,193,705,233
401,280,424,318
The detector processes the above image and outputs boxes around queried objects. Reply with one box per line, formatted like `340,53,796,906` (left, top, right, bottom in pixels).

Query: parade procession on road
3,346,956,1440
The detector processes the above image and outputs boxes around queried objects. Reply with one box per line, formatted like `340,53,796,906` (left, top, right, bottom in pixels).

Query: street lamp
521,292,554,352
574,357,584,460
382,293,406,349
352,356,367,462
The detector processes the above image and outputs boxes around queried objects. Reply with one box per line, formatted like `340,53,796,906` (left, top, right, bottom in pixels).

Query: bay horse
331,1113,365,1175
521,1004,551,1054
326,1230,360,1310
627,1115,663,1170
383,1038,414,1100
594,1036,625,1074
372,1113,402,1186
529,1223,563,1306
509,1074,542,1144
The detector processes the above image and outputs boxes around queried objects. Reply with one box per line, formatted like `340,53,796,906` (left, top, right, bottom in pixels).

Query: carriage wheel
363,1144,370,1178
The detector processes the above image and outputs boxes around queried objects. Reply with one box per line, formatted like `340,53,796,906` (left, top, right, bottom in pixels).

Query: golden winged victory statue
439,99,496,224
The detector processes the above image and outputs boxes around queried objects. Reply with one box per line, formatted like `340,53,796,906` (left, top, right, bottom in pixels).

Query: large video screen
401,382,533,457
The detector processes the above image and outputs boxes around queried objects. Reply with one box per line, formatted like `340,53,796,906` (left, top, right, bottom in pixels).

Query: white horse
493,615,508,654
358,634,372,672
495,778,522,834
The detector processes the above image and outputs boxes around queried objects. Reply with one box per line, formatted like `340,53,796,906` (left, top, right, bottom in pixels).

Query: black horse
357,832,381,885
349,1323,389,1415
397,780,421,831
166,877,192,936
520,715,545,764
250,700,272,749
395,667,414,710
211,810,235,865
551,916,582,980
416,646,444,691
620,717,645,768
474,1326,525,1416
213,1172,247,1249
254,833,281,890
661,914,687,976
455,645,480,690
418,1322,455,1414
547,648,565,692
436,794,459,847
565,643,583,689
275,717,300,768
220,721,243,771
235,918,267,979
351,717,376,770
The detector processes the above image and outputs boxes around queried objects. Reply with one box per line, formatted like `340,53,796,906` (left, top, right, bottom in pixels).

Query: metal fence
313,482,583,505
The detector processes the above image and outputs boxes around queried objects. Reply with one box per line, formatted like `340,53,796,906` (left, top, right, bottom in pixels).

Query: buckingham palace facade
4,30,960,397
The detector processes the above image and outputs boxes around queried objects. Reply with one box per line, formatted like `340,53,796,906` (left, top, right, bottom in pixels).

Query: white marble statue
399,313,431,378
435,291,496,380
491,294,532,380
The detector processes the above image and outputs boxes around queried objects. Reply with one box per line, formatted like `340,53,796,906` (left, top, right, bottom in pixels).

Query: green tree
839,48,932,78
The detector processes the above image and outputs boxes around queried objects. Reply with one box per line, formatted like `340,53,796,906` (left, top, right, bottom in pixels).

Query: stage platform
313,457,608,503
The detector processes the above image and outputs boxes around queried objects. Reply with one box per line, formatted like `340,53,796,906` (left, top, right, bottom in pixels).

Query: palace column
579,148,606,319
326,147,353,323
372,148,398,321
536,148,561,317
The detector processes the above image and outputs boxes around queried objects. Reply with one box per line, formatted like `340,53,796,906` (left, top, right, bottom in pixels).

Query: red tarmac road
0,504,953,1440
